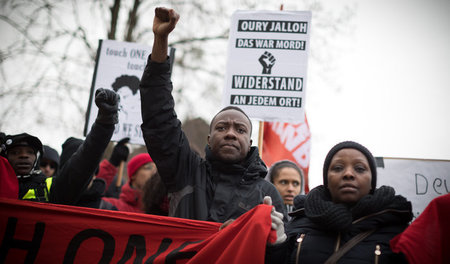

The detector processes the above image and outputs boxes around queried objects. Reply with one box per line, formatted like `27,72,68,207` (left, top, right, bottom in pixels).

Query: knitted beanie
60,137,84,169
323,141,377,193
127,153,153,180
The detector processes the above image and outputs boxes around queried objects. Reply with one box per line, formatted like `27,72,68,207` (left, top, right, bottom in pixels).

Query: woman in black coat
266,141,412,264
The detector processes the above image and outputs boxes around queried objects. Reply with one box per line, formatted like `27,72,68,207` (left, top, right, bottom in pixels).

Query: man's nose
224,128,237,138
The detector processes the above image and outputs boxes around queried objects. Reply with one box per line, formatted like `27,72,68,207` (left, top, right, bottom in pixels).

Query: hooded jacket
102,182,143,213
139,57,286,223
266,185,413,264
50,122,115,204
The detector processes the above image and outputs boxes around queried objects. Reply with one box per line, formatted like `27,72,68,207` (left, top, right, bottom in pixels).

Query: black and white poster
223,10,311,122
84,39,174,145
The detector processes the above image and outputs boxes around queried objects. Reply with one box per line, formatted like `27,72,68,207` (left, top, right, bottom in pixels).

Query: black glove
109,137,130,166
95,88,119,125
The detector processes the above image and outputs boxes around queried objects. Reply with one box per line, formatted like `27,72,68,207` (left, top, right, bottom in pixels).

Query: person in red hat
102,153,157,213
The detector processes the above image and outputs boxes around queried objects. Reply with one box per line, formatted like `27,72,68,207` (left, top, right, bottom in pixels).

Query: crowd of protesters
0,6,447,263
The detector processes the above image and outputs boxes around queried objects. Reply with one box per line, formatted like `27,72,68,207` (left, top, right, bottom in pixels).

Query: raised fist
153,7,180,37
95,88,119,125
109,137,130,166
259,51,276,74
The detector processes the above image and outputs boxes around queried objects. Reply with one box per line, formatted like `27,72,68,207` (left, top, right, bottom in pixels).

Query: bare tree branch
125,0,140,42
108,0,121,40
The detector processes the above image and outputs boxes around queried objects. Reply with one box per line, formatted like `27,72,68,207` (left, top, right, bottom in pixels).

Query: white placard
223,10,312,122
84,39,174,145
376,157,450,218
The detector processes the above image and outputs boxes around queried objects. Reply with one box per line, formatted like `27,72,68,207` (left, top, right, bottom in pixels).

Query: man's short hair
209,106,253,134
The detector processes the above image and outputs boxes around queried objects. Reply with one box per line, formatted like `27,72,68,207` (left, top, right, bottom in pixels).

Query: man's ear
207,135,211,146
249,139,253,150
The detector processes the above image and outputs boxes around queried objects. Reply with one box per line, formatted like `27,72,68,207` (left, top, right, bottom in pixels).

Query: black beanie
323,141,377,193
59,137,84,169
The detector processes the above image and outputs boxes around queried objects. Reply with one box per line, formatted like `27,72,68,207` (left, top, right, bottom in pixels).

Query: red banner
262,118,311,192
0,198,274,263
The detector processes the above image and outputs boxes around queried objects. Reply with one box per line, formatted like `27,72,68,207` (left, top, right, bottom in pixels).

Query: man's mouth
221,143,238,150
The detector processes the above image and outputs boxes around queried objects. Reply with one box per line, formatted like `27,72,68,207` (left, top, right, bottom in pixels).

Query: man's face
117,87,138,113
7,146,37,175
208,109,252,164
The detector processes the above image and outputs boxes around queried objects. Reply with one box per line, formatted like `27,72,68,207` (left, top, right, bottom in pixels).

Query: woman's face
132,162,157,191
273,167,302,205
327,148,372,204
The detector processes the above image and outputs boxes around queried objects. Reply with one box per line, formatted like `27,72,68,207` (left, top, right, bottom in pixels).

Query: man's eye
280,180,287,185
293,182,299,187
216,126,225,131
237,128,246,134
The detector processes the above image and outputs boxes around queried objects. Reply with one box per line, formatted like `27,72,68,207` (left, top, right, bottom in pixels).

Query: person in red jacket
0,156,18,199
102,153,156,213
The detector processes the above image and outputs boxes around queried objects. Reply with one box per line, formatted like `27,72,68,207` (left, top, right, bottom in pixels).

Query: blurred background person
0,132,18,199
266,160,304,218
40,145,60,178
2,133,50,201
102,153,157,213
141,171,169,216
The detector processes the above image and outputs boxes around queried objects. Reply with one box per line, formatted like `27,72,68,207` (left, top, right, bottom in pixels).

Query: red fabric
262,116,311,192
0,198,273,264
102,181,142,213
97,159,118,187
0,156,18,199
391,193,450,264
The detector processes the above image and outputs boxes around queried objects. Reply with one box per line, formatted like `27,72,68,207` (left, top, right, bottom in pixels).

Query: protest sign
376,157,450,218
0,198,273,263
84,39,175,145
223,10,311,122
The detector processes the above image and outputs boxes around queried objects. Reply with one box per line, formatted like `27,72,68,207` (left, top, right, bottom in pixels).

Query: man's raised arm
151,7,180,62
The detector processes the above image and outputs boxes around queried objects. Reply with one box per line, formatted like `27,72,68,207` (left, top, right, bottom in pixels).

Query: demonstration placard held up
223,10,311,122
84,40,175,145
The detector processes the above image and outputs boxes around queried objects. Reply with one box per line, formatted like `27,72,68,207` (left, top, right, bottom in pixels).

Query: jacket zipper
295,234,305,264
374,244,381,264
334,232,341,252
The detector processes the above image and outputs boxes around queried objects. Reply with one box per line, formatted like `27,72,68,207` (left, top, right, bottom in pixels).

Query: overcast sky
300,0,450,187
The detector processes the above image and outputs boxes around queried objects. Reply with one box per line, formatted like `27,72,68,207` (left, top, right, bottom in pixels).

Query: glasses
40,161,56,169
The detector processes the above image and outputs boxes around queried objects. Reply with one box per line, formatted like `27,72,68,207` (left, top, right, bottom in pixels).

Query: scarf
304,185,411,231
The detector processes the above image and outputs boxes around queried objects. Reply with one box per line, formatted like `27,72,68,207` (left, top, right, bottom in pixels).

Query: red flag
0,198,274,263
262,116,311,192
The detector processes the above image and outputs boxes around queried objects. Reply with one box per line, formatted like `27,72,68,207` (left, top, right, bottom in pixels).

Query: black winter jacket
139,57,286,223
50,122,115,204
266,185,412,264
